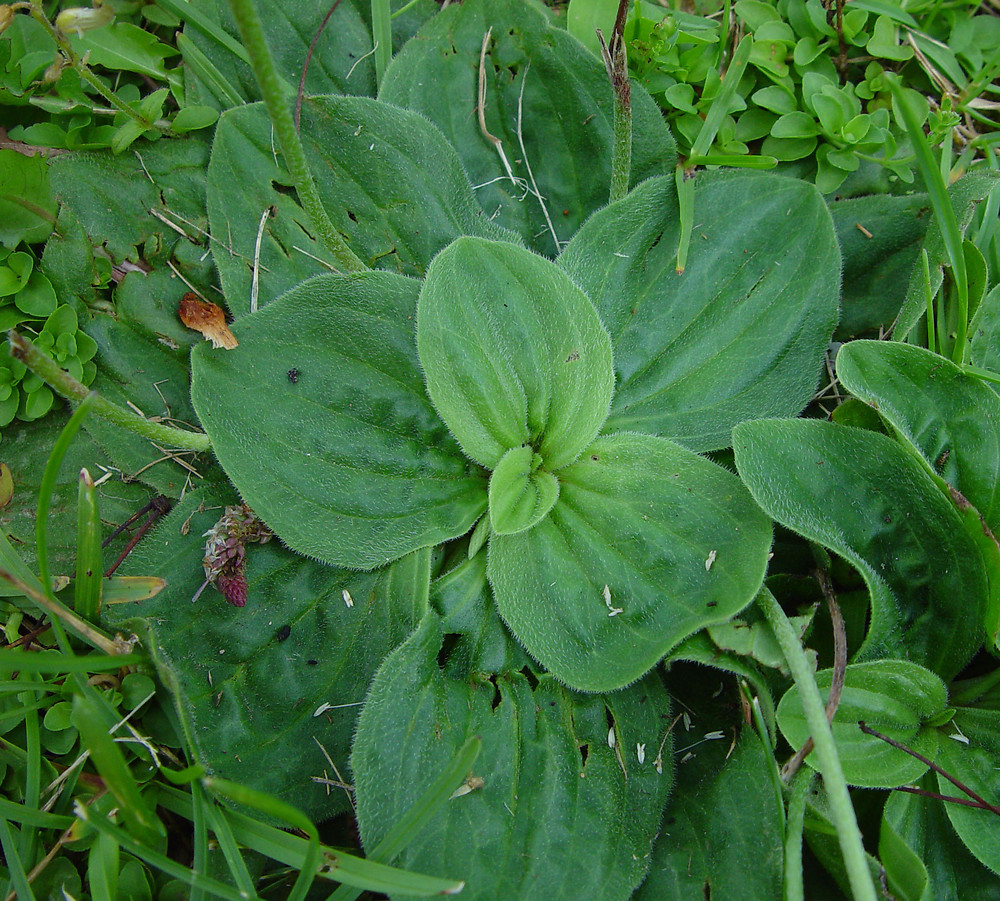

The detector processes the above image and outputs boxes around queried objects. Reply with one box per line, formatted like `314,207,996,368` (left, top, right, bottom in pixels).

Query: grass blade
36,393,96,602
0,817,36,901
76,801,251,901
75,468,102,623
71,693,165,848
328,736,480,901
371,0,391,88
890,79,969,363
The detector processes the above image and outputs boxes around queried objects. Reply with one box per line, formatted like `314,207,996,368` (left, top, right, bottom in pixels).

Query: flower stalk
227,0,367,273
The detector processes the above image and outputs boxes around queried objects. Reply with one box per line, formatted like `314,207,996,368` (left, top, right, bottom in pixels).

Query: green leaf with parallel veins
488,432,772,692
379,0,676,257
488,445,559,535
777,660,947,788
828,192,929,340
208,96,504,315
881,778,1000,901
935,708,1000,876
837,340,1000,529
558,173,839,452
733,419,988,680
106,489,429,821
191,271,486,570
351,613,673,901
417,237,613,470
636,664,782,901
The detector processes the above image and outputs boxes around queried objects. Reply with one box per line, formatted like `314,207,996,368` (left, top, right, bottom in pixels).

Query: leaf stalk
757,587,878,901
8,331,212,453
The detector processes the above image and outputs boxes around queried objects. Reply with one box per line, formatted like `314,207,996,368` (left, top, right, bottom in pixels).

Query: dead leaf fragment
178,293,238,349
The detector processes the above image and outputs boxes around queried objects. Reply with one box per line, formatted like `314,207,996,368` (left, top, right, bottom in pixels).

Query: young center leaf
488,445,560,535
417,236,613,471
488,432,773,692
191,271,486,570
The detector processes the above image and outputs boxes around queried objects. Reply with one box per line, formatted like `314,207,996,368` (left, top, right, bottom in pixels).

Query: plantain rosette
191,0,842,693
193,227,790,692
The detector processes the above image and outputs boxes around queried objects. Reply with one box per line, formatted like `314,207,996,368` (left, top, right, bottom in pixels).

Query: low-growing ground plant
2,0,1000,899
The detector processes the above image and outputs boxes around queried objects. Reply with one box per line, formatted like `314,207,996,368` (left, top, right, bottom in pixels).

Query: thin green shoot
176,33,247,108
75,801,254,901
9,332,212,453
74,468,102,624
204,776,319,901
36,393,96,603
783,769,815,901
226,0,367,273
198,784,260,900
155,0,252,64
922,249,936,355
329,736,480,901
372,0,392,87
688,34,752,162
889,79,969,364
0,817,36,901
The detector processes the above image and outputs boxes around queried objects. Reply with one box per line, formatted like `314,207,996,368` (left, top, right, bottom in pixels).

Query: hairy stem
8,331,212,453
598,0,632,204
757,587,878,901
227,0,367,273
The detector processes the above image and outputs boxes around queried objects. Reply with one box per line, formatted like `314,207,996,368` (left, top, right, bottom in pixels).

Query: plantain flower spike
0,7,14,35
55,3,114,38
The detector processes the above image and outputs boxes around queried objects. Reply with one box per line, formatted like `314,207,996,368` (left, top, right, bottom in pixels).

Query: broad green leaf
191,271,486,570
636,669,782,901
776,660,947,788
208,96,501,315
488,432,772,692
181,0,437,109
0,150,55,248
881,780,1000,901
935,708,1000,876
828,192,929,339
417,237,613,470
733,419,988,680
379,0,677,257
837,340,1000,529
351,613,673,900
488,445,559,535
895,171,1000,342
106,489,429,821
558,173,839,452
48,136,209,265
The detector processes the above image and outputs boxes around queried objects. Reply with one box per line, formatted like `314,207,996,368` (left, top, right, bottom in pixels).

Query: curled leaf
178,293,237,350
